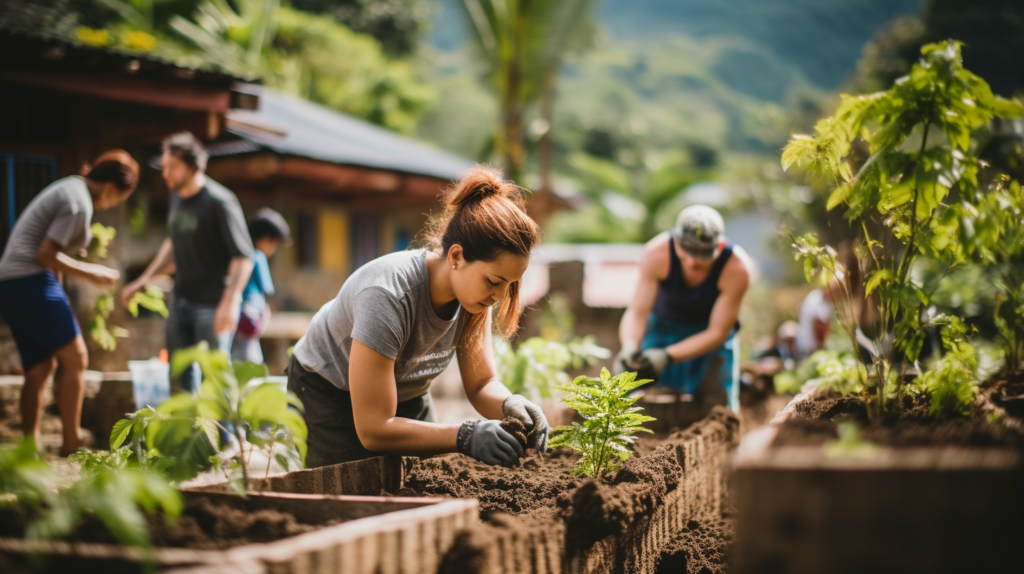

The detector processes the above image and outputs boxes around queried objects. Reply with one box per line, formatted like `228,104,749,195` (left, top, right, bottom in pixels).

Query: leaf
110,418,134,450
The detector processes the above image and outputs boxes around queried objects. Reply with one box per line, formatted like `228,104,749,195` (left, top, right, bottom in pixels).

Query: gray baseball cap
672,205,724,261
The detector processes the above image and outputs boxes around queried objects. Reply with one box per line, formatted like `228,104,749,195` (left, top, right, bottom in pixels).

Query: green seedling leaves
824,422,879,459
549,368,656,477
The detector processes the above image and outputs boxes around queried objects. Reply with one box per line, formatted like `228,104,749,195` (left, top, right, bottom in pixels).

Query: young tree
783,41,1023,415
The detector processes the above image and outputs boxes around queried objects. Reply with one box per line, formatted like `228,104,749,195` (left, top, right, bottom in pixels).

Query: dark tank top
652,240,735,326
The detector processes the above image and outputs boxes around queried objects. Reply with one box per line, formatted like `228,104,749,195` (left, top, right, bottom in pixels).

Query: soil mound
398,449,582,516
775,394,1024,448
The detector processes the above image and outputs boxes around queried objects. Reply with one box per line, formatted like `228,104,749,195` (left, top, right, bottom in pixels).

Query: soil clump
773,394,1024,448
0,495,318,550
498,416,531,451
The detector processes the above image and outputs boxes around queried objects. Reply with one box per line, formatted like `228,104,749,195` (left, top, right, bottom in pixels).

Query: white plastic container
128,358,171,410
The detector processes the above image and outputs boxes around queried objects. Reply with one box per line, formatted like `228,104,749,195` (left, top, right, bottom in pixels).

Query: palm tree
458,0,596,184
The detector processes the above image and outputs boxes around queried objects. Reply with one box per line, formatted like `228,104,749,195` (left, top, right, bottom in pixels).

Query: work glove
627,347,673,376
457,419,523,466
502,395,551,452
613,343,638,375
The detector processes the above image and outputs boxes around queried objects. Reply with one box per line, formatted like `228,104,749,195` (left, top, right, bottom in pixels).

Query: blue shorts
0,272,81,370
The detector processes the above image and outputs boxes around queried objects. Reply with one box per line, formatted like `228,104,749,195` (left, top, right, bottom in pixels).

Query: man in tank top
614,205,752,411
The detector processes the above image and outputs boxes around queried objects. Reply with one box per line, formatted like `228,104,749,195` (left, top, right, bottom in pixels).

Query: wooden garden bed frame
0,490,477,573
732,387,1024,574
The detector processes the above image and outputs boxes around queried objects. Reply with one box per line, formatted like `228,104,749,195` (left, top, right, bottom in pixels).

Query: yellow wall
319,211,350,273
379,216,395,254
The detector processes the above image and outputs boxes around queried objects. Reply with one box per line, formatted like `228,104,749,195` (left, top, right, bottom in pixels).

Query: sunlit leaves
549,368,655,477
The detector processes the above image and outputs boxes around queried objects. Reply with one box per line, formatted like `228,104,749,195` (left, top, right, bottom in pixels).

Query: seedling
549,368,656,477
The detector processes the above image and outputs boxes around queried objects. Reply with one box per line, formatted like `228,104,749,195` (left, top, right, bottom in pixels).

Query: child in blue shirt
232,208,290,363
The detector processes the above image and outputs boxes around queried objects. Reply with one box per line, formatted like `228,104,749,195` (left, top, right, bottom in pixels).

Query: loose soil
772,394,1024,448
655,516,735,574
414,408,739,572
0,495,319,550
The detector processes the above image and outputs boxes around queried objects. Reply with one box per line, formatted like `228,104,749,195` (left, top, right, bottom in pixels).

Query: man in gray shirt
121,132,253,392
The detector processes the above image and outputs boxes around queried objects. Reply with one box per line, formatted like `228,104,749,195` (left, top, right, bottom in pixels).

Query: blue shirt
240,250,274,316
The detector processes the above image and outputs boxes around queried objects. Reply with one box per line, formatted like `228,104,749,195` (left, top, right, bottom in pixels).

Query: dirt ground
772,393,1024,448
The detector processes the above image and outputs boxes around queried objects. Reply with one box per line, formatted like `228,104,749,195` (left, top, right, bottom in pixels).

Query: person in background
615,205,753,411
0,151,139,454
795,282,838,361
232,208,291,364
121,132,254,392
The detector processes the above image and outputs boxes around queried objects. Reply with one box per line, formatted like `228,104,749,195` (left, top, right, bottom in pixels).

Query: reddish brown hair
424,165,540,348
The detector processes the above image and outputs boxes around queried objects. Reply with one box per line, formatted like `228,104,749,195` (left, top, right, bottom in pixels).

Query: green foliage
774,349,854,395
548,368,655,477
155,343,308,490
815,351,866,397
289,0,432,57
0,439,55,509
495,335,610,400
912,320,978,416
824,422,879,459
783,41,1024,415
89,223,117,259
88,293,129,352
30,464,181,551
128,284,170,318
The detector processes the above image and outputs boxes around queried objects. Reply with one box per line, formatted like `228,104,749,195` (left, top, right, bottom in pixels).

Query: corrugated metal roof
225,85,473,181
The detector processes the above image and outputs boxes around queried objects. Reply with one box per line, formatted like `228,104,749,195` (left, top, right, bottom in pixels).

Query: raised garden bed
209,408,740,574
0,489,477,573
732,385,1024,574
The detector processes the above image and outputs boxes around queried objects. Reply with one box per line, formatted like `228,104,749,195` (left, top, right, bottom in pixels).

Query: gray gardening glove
502,395,551,452
613,343,638,375
627,347,672,376
457,419,523,466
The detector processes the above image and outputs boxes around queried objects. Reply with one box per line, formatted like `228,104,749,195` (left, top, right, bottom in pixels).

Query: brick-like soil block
0,490,476,573
733,386,1024,574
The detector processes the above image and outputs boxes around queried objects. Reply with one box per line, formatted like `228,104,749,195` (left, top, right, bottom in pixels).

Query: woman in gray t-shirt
289,166,550,468
0,151,138,455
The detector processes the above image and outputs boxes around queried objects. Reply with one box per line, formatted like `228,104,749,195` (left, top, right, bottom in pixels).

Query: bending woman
289,166,549,467
0,151,138,454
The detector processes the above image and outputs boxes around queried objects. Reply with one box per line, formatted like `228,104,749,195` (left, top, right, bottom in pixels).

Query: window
0,154,58,254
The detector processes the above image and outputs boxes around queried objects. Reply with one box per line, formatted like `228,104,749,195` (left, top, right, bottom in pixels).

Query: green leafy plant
911,317,979,416
782,41,1024,416
0,439,55,510
549,368,655,477
29,464,181,551
107,344,307,494
775,350,862,395
89,222,117,260
88,292,128,352
495,335,610,400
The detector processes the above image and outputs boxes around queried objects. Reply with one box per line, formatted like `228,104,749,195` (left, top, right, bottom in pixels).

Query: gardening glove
627,348,672,376
613,342,638,375
457,419,523,466
502,395,551,452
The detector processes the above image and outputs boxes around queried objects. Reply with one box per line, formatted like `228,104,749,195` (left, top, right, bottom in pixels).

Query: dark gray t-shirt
168,179,253,306
0,176,92,282
293,249,468,402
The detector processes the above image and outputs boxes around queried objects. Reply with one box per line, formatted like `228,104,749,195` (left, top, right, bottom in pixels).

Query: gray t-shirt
293,249,467,402
0,176,93,282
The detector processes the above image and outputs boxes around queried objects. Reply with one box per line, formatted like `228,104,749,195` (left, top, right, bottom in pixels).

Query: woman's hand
457,419,523,466
502,395,551,452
